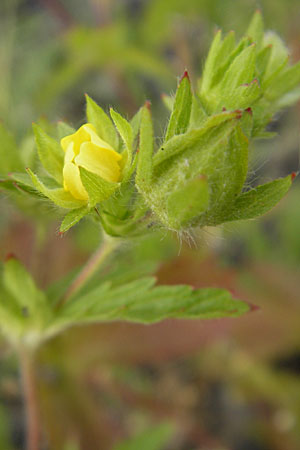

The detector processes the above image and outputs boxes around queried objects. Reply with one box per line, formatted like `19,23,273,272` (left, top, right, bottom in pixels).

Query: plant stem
19,349,40,450
58,236,119,308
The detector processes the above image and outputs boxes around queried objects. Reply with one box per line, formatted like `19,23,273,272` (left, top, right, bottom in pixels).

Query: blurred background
0,0,300,449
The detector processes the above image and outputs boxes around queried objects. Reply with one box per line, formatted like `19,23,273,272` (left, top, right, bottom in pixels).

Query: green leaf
33,124,64,184
220,174,293,224
85,94,119,150
246,10,264,47
165,71,192,142
79,167,119,207
27,168,84,209
113,424,174,450
60,206,91,233
136,103,154,190
166,175,210,229
3,256,49,323
56,277,249,327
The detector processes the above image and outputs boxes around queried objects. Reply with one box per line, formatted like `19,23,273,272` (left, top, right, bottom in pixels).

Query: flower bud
61,123,122,201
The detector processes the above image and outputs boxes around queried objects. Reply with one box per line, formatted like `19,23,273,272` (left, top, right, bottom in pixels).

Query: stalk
58,236,120,308
19,349,40,450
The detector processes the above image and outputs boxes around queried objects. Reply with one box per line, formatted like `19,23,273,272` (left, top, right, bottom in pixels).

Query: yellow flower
61,123,122,201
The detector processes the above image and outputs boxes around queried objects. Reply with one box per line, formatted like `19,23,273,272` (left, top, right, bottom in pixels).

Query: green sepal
218,78,261,110
27,168,84,209
154,110,240,167
136,103,154,190
60,206,91,233
214,173,294,225
110,107,134,179
246,10,264,48
201,30,223,93
85,94,119,150
79,167,119,207
32,124,64,184
164,70,192,142
166,175,210,229
217,43,257,93
208,36,252,91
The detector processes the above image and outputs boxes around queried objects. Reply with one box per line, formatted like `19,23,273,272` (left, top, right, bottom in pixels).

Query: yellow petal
83,124,117,152
64,142,75,164
63,162,88,201
75,142,121,182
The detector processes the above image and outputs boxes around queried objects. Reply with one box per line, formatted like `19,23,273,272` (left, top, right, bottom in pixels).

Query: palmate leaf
50,277,249,333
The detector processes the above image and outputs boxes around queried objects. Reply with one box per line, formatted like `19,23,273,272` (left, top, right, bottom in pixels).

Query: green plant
0,11,299,450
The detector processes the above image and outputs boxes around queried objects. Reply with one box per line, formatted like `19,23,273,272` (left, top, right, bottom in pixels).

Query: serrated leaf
55,277,249,327
85,94,119,150
166,175,210,229
27,168,84,209
79,166,119,207
165,71,192,142
218,174,293,224
33,124,64,184
60,206,91,233
246,10,264,47
136,104,154,190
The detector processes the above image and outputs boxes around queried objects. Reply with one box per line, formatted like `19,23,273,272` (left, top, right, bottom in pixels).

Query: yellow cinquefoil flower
61,123,122,201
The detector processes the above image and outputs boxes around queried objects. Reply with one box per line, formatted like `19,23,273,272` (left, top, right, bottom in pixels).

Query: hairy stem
58,236,119,308
19,349,40,450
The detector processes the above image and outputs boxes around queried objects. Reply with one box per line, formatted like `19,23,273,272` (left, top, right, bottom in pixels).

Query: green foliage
198,11,300,137
0,254,249,347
